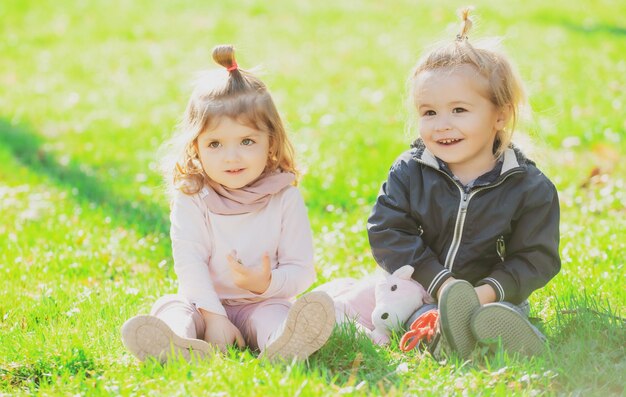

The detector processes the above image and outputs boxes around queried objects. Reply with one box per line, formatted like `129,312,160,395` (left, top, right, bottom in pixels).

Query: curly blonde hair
161,45,298,196
410,7,527,157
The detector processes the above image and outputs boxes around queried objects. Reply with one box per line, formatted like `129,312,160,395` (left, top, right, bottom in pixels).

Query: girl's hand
199,309,245,352
227,251,272,294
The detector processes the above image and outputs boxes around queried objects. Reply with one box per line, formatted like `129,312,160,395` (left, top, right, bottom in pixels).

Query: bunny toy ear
392,265,415,280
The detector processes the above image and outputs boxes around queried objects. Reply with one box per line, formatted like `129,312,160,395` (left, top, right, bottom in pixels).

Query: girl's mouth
226,168,245,174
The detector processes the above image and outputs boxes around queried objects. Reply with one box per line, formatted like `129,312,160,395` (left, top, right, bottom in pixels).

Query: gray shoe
438,280,481,359
471,303,545,356
260,291,335,362
121,315,211,363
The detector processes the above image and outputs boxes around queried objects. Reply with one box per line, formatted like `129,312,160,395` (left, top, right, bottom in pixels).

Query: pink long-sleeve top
169,185,316,317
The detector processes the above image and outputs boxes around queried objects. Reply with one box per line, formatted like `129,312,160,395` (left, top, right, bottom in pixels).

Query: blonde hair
161,45,298,196
410,7,526,157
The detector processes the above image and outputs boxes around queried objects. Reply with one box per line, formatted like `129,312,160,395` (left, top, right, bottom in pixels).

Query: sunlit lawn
1,0,625,395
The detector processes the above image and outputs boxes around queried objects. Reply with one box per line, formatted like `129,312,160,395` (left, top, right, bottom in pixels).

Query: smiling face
196,117,270,189
414,64,508,184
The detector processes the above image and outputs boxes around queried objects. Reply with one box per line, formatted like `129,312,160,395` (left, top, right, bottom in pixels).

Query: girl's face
414,64,508,182
196,117,270,189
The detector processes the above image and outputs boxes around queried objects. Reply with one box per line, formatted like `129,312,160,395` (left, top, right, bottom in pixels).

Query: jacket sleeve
367,159,452,298
477,179,561,304
170,191,226,316
257,187,316,299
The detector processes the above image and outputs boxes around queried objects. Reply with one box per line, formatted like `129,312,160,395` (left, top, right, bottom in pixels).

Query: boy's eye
241,138,255,146
208,141,221,149
452,107,467,113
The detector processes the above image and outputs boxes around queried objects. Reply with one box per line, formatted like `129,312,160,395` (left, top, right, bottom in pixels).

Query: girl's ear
495,104,512,131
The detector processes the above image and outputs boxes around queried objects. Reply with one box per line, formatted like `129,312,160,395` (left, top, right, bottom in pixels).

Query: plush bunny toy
369,265,432,345
314,264,432,345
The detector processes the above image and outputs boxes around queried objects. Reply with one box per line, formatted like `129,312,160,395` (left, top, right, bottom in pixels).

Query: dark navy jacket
367,140,561,304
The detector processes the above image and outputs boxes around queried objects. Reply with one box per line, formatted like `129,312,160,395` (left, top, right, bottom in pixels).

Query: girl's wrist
250,274,272,295
198,308,225,321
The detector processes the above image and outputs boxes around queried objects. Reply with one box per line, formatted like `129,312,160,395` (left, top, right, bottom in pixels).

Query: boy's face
196,117,270,189
414,64,508,181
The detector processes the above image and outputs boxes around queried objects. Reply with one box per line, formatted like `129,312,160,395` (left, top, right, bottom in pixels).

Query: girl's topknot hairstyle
411,7,526,157
161,44,298,196
212,44,239,72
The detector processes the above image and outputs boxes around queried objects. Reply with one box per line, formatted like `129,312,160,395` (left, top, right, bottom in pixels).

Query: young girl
121,45,335,363
368,9,561,359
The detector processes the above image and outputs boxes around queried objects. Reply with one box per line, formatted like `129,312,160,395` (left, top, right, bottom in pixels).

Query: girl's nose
224,145,241,161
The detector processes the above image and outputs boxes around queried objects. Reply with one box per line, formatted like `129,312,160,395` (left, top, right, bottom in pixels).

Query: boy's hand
227,251,272,294
436,277,496,304
436,277,457,301
199,309,245,352
474,284,496,305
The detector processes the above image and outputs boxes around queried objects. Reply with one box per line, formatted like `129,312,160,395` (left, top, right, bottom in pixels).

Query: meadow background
1,0,625,395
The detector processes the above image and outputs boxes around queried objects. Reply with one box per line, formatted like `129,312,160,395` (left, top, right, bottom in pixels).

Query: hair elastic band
227,61,238,72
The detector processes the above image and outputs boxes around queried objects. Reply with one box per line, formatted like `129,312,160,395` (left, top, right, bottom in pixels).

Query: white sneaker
121,315,211,363
260,291,335,362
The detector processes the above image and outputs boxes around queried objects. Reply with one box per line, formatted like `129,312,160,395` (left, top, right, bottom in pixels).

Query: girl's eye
241,138,255,146
452,107,467,113
422,110,436,116
208,141,221,149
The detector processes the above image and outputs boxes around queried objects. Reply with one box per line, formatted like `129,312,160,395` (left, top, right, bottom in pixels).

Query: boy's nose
434,118,452,132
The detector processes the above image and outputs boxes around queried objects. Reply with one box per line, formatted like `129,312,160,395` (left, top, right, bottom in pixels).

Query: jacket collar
411,138,529,177
501,147,521,173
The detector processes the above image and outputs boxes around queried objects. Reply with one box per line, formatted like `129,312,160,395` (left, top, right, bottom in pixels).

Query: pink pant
150,294,292,351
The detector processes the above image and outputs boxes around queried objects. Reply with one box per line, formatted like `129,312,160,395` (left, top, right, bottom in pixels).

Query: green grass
1,0,625,395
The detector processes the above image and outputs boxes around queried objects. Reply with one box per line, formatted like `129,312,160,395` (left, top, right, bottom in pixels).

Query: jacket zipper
496,235,506,261
443,171,523,272
414,157,523,273
444,186,469,271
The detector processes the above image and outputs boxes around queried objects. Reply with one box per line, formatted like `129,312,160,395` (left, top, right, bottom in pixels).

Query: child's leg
121,294,210,362
262,291,335,362
402,281,480,360
470,301,546,356
437,280,481,359
229,292,335,362
224,298,291,350
149,294,205,338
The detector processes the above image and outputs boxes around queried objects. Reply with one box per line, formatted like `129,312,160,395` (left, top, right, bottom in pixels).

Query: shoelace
399,309,439,352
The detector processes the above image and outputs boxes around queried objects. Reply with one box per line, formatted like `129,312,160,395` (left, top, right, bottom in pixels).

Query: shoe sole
438,280,480,359
471,303,545,356
121,315,211,363
260,291,335,362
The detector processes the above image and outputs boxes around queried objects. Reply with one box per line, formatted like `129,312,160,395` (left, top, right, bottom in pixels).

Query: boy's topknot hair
456,7,472,41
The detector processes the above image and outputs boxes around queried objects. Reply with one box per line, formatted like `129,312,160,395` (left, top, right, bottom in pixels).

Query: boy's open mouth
437,138,462,145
